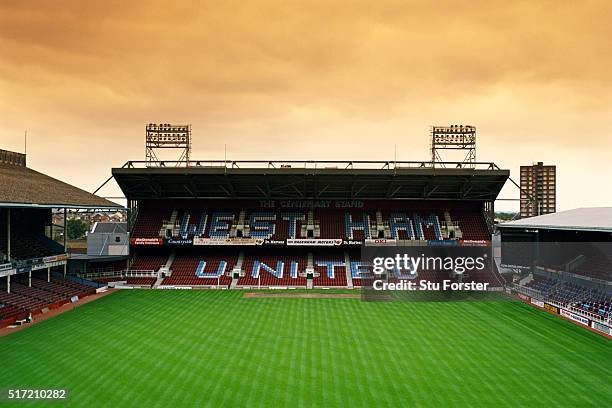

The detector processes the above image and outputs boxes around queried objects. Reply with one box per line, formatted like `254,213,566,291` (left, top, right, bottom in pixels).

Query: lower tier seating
162,253,234,286
312,254,347,287
0,274,97,327
238,254,308,287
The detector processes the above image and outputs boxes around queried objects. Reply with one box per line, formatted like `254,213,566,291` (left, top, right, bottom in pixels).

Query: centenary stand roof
499,207,612,233
0,159,121,209
112,160,509,201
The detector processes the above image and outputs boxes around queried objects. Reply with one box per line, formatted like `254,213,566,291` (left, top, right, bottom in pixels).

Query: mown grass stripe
0,290,610,407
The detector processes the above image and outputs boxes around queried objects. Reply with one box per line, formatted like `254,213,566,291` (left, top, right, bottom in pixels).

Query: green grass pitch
1,290,610,407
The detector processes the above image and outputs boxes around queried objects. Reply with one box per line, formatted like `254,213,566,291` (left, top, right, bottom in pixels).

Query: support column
7,275,10,294
126,202,132,272
63,263,67,278
63,208,68,252
6,209,10,261
28,270,32,287
47,266,51,282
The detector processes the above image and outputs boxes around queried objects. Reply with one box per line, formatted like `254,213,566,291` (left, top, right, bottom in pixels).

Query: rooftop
0,150,121,209
112,160,509,201
499,207,612,233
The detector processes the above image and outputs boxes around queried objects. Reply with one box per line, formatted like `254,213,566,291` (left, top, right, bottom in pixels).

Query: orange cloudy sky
1,1,610,211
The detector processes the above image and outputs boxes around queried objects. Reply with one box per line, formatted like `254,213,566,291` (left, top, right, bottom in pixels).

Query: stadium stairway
230,251,245,289
153,275,164,288
519,273,533,286
153,251,176,287
164,252,176,270
344,251,353,288
307,252,314,270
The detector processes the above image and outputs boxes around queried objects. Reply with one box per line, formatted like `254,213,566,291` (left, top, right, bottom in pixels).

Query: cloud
0,0,610,210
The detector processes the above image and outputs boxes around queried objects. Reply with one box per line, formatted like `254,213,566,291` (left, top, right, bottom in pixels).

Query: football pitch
1,290,610,407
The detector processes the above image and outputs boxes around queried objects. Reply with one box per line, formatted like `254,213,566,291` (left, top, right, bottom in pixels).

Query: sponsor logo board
459,240,491,247
591,321,612,336
193,237,260,246
287,239,342,246
131,237,163,246
428,239,459,247
364,239,397,246
543,303,559,314
517,293,530,302
560,309,590,326
164,238,193,246
42,254,68,263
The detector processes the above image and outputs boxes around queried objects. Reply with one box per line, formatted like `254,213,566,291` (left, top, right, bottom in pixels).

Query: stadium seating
0,302,26,326
0,233,64,261
313,254,347,287
0,274,96,326
130,252,168,271
525,277,558,293
523,276,612,321
452,211,491,241
124,200,496,290
131,208,172,238
130,201,491,243
238,253,308,287
162,252,234,286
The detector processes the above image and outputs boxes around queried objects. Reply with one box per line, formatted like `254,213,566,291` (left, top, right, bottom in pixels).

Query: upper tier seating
130,201,491,243
0,233,64,260
132,209,171,238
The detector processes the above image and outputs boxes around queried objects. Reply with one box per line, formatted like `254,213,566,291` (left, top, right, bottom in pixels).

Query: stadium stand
110,160,509,292
122,200,499,288
0,149,120,326
115,195,503,289
500,208,612,326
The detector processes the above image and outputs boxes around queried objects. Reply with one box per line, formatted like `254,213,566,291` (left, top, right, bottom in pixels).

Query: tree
66,219,89,240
